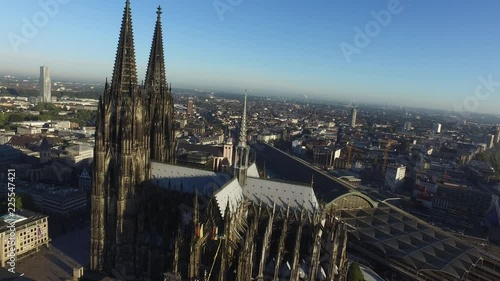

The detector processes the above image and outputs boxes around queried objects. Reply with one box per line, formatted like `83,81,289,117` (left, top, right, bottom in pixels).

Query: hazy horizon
1,0,500,114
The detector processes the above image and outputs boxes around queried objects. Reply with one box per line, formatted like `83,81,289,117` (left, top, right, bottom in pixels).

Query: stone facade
90,1,174,277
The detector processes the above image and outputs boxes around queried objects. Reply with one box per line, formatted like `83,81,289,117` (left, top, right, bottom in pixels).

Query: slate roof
243,178,318,212
151,162,232,196
38,137,52,151
247,162,260,178
213,178,243,217
213,173,319,217
177,143,223,157
154,157,320,217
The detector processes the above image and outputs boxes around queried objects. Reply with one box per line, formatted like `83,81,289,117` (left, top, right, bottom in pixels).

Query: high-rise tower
39,66,51,103
350,108,357,128
187,97,194,115
234,90,250,186
494,125,500,144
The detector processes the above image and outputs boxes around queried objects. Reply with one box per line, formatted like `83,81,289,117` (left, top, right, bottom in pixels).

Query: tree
347,262,365,281
20,194,37,211
24,115,39,121
403,140,412,152
475,152,488,162
33,102,58,111
8,114,23,123
0,195,23,213
15,195,23,210
0,113,7,124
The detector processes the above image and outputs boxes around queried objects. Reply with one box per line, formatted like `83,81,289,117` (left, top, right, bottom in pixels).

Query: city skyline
1,0,500,114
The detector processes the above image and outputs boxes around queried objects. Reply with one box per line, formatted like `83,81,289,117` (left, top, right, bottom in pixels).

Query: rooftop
0,210,47,234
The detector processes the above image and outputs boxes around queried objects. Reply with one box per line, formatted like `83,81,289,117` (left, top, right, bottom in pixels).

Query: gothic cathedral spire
238,90,248,147
145,6,167,90
146,5,176,163
111,0,138,95
234,90,250,186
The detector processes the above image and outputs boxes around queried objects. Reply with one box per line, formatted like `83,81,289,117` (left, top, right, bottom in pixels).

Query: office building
39,66,51,103
313,146,341,168
350,108,357,127
65,144,94,164
0,210,49,267
486,134,495,149
403,121,412,132
187,97,194,115
385,165,406,192
433,123,442,134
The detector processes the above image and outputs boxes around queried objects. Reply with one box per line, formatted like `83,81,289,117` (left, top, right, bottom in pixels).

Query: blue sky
1,0,500,114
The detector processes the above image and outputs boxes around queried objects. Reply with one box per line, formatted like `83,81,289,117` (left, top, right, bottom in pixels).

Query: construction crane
383,140,398,173
347,144,365,170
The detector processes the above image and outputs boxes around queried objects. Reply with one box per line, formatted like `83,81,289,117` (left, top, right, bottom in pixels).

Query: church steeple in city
238,90,248,147
111,0,138,95
146,5,175,163
234,90,250,186
145,6,166,90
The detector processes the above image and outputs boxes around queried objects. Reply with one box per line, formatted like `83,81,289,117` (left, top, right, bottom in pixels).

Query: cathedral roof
153,159,319,217
243,177,318,212
213,178,243,218
247,162,260,178
177,142,223,157
213,171,319,217
151,162,231,196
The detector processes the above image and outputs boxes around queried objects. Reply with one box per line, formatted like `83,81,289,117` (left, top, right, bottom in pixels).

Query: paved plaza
16,224,89,280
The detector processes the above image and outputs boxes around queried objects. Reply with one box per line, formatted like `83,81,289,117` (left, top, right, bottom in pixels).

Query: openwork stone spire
111,0,138,95
145,6,167,90
234,90,250,186
146,5,175,163
238,89,248,147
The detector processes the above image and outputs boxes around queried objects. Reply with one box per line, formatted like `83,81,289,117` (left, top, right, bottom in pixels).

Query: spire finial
157,5,162,18
310,174,315,188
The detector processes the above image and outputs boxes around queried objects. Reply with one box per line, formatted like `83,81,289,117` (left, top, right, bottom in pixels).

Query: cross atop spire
157,5,162,17
238,90,248,147
145,5,167,90
111,0,138,95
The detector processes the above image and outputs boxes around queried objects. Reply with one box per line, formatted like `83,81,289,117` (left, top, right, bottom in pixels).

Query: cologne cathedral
90,1,349,280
